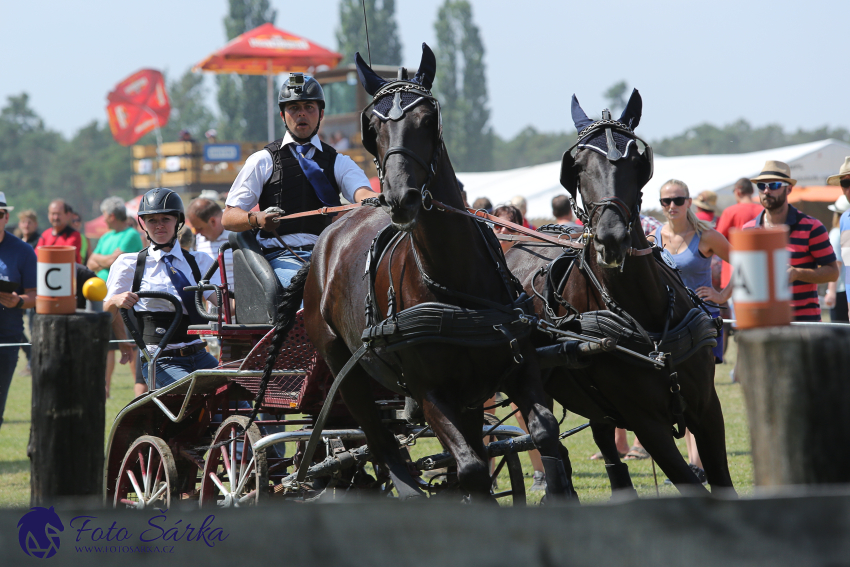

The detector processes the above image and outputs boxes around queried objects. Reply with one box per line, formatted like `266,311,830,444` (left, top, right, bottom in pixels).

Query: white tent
458,139,850,220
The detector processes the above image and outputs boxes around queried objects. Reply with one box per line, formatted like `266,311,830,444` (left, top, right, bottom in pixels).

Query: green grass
0,339,752,508
0,354,138,508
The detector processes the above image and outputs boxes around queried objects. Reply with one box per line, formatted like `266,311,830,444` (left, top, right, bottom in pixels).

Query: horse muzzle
593,233,630,268
379,188,422,231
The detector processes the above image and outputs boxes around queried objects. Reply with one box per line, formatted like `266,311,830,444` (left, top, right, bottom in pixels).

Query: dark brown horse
298,44,574,502
506,90,735,495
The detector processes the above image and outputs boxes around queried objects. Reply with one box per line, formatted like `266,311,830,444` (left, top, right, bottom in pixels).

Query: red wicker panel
234,310,319,409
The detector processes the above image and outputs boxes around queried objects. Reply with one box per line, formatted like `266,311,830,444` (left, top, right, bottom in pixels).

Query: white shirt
195,229,234,290
225,132,370,249
105,245,219,351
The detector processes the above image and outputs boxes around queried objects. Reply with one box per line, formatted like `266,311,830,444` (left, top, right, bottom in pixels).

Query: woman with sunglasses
655,179,732,482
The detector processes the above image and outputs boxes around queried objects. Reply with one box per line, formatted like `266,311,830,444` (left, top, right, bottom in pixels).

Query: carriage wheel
114,436,178,510
491,450,527,505
199,416,268,508
484,412,527,506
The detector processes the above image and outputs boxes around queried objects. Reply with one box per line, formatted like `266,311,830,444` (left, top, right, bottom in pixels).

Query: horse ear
560,150,578,198
571,95,593,132
413,43,436,90
355,52,387,96
618,88,642,130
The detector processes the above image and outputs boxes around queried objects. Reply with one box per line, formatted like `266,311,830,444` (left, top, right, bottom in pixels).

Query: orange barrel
728,227,792,329
36,246,77,314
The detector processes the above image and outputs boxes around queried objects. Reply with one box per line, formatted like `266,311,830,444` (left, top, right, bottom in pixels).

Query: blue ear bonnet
372,90,428,122
578,130,636,159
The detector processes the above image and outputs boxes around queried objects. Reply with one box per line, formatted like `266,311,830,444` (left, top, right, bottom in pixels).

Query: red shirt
35,226,83,264
742,206,836,322
716,202,763,288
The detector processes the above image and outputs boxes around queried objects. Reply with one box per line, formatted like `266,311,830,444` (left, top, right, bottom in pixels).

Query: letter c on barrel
45,268,62,291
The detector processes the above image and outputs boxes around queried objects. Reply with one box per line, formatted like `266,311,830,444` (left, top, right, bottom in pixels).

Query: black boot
541,456,579,503
605,462,638,500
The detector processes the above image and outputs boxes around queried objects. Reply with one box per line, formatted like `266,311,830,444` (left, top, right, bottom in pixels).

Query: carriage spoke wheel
199,416,268,508
485,412,527,506
114,436,178,510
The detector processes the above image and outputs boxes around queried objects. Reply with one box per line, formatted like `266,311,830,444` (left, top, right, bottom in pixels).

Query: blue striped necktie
294,144,341,207
162,254,204,325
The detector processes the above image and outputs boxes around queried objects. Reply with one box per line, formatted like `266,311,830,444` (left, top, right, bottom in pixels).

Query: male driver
187,198,233,289
36,199,82,263
827,156,850,319
105,188,219,394
0,192,37,430
743,161,838,321
222,74,375,289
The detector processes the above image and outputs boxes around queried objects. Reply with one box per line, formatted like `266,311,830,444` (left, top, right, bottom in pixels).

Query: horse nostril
378,193,388,207
401,190,422,211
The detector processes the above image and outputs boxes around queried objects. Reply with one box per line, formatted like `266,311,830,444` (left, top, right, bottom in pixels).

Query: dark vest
131,248,203,346
258,139,340,239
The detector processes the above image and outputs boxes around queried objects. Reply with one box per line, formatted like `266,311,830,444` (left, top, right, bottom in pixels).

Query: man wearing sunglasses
743,161,838,322
827,156,850,319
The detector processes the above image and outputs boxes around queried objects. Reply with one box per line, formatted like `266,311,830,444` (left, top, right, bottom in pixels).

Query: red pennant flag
106,69,170,146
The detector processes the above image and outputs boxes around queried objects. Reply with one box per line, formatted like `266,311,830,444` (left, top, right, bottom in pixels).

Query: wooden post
737,325,850,486
29,311,111,504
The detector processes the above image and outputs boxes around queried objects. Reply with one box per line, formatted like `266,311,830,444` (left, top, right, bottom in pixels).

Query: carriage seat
229,231,286,325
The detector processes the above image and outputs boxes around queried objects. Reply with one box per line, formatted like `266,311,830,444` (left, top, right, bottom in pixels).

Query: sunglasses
756,182,789,192
840,179,850,189
0,211,6,219
659,196,688,207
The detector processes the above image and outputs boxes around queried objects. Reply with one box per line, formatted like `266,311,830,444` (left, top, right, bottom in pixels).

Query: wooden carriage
104,231,530,509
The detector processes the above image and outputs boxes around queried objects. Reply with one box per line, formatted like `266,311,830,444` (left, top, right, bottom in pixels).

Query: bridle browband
563,116,654,238
362,81,444,211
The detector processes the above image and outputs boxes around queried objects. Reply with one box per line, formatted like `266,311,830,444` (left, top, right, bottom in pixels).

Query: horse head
561,89,653,267
357,43,443,231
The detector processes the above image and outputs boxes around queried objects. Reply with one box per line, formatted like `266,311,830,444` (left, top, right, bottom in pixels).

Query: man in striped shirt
743,160,839,321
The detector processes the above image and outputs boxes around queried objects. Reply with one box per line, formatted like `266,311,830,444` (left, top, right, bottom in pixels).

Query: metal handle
185,242,232,322
120,291,183,391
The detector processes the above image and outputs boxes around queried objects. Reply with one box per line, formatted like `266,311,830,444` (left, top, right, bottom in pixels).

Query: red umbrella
194,23,343,140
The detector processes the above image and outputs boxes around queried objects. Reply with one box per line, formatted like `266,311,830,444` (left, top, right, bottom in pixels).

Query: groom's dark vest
258,139,340,239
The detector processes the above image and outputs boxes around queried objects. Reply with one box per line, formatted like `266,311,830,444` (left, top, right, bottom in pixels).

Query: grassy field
0,340,752,508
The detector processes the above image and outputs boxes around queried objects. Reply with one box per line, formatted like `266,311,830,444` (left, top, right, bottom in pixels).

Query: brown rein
267,199,652,256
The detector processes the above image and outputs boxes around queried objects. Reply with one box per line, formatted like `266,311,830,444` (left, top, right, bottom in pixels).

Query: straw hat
826,156,850,186
828,195,850,214
0,192,14,211
750,160,797,186
693,190,717,212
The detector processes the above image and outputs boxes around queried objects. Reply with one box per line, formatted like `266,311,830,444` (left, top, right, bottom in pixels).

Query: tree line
2,0,848,225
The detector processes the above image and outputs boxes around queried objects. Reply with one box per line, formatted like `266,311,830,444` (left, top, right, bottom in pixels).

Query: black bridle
562,117,654,236
362,81,444,211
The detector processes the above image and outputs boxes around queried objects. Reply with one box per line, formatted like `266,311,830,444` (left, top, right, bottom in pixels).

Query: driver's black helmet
138,188,185,224
278,74,325,112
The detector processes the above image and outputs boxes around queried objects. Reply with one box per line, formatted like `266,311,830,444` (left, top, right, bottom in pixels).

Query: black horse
506,90,735,495
282,44,575,502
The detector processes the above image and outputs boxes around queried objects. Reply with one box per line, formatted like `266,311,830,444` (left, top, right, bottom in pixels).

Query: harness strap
270,203,361,221
409,241,521,316
665,354,688,439
131,248,202,292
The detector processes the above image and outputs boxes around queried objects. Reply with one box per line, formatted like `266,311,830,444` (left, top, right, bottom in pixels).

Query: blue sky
2,0,848,142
